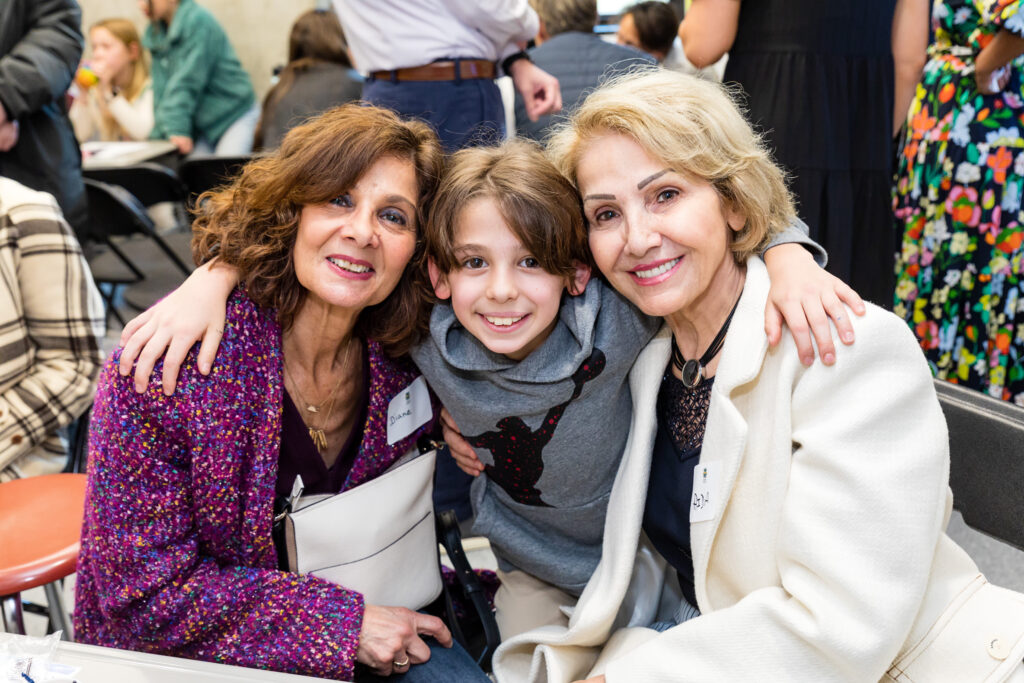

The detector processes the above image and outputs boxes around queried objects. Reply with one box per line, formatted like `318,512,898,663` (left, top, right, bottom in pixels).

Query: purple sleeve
77,347,366,680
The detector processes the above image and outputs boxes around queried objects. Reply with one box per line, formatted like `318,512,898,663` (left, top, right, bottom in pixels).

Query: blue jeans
352,637,489,682
362,74,504,152
192,103,260,156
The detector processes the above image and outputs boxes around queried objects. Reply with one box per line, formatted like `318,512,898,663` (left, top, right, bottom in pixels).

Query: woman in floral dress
894,0,1024,403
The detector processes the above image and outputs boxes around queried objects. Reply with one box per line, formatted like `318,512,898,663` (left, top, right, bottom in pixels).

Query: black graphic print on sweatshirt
466,348,606,507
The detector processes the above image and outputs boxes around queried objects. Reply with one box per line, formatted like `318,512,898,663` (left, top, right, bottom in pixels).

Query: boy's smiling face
429,196,589,361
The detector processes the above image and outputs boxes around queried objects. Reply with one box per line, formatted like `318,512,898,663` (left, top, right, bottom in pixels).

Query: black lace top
642,365,714,607
660,367,714,451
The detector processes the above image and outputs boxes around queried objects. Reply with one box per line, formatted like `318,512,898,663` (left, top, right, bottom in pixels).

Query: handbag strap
271,493,292,571
436,509,501,670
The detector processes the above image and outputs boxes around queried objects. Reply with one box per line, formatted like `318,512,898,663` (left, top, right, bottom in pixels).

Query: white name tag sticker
690,461,717,523
387,376,432,445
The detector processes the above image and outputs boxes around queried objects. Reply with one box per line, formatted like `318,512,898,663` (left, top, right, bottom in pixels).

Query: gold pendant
309,427,327,453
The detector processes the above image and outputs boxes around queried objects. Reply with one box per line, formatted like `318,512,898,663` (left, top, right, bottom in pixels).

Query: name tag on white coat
690,462,717,523
387,376,432,445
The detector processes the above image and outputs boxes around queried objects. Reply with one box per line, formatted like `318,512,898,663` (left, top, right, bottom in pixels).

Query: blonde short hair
546,69,795,260
530,0,597,37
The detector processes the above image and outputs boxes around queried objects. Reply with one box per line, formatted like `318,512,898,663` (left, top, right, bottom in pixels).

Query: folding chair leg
110,306,128,327
104,238,146,280
1,593,25,634
43,581,71,640
97,284,128,327
150,233,193,276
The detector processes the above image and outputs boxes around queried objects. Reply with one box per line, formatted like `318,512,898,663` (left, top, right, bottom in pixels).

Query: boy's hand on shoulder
441,407,484,476
763,244,864,366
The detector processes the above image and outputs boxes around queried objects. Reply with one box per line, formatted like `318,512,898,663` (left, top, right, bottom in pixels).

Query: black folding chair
62,404,91,475
178,155,251,208
83,162,190,228
935,380,1024,552
83,179,194,321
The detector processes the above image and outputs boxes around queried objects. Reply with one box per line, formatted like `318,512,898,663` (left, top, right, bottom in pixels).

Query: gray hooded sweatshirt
411,279,660,595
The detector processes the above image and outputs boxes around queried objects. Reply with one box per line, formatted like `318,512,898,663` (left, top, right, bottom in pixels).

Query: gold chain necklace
282,340,355,454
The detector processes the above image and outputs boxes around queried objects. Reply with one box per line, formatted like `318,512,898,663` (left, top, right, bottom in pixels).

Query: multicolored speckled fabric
74,288,436,681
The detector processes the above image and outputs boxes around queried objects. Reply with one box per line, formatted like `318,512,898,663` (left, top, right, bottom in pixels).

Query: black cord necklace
671,295,742,389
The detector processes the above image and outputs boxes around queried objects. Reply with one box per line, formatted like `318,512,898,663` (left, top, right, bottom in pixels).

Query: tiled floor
947,511,1024,592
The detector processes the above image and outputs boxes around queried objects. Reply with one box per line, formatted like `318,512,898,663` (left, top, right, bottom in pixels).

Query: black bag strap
436,508,501,671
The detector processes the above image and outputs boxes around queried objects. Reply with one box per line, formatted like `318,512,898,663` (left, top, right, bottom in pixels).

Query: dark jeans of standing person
362,75,504,152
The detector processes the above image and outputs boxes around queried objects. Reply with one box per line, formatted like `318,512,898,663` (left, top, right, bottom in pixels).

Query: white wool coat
492,257,1024,683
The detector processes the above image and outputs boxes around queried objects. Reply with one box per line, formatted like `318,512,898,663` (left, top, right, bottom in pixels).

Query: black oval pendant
681,359,703,389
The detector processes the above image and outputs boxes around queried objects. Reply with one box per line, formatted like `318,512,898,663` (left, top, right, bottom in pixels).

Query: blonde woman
70,18,154,142
490,70,1024,683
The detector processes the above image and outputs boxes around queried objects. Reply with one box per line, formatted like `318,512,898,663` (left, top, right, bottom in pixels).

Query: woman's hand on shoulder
356,604,452,676
440,408,484,476
763,244,865,366
573,676,606,683
118,260,238,395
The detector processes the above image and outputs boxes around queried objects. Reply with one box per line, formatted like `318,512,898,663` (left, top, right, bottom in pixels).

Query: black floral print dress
893,0,1024,403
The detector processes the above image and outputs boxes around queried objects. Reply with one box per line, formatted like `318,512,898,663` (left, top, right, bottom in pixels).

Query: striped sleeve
0,183,105,475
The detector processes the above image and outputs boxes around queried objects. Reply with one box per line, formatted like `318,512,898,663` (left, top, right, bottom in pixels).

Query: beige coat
492,257,1024,682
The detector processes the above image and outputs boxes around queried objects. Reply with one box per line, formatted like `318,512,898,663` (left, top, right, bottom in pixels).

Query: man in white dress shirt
333,0,562,150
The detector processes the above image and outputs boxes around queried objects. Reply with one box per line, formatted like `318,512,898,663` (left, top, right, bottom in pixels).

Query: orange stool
0,473,87,638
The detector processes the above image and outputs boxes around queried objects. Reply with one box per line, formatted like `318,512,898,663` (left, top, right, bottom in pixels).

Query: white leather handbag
281,449,442,610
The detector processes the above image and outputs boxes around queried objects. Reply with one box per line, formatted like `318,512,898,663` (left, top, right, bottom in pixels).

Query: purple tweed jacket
74,289,436,681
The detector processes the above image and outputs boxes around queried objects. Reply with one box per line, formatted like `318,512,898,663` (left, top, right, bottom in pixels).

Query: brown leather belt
370,59,495,82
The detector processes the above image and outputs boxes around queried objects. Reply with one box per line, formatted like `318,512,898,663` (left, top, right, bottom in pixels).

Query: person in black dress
678,0,927,307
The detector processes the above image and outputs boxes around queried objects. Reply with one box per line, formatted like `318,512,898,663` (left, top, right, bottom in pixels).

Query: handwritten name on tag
690,461,717,523
387,376,432,445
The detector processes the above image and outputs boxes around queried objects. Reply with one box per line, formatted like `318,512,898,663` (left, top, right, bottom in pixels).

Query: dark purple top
74,288,437,681
276,345,371,498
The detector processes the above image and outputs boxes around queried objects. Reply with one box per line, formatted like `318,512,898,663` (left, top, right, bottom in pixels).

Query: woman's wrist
975,50,996,81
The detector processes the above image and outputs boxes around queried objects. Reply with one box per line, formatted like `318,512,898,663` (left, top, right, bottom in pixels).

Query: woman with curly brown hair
73,103,490,682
